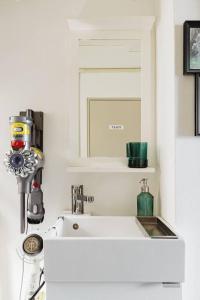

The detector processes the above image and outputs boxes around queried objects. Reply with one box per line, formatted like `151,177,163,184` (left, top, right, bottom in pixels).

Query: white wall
156,0,200,299
174,0,200,299
0,1,156,299
155,0,176,225
0,2,70,299
155,1,200,299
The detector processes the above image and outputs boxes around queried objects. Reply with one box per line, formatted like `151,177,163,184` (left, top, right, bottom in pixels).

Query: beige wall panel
88,99,141,157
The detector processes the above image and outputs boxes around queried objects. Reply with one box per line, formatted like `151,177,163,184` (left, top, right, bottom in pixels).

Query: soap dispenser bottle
137,178,154,216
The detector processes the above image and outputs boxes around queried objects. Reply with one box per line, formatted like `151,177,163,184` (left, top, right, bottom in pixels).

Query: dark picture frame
195,74,200,135
184,21,200,74
183,21,200,136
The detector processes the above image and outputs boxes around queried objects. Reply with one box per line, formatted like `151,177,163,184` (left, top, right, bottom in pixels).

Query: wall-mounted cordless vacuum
4,109,45,234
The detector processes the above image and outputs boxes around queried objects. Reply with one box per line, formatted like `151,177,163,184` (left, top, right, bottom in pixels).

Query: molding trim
67,16,155,31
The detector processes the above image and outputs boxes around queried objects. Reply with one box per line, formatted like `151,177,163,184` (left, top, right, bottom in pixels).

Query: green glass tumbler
126,142,148,168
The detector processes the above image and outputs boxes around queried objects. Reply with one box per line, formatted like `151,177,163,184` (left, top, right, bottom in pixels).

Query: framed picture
184,21,200,74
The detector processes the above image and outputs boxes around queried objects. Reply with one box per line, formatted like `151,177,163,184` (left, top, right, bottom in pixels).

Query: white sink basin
58,215,144,237
44,215,184,284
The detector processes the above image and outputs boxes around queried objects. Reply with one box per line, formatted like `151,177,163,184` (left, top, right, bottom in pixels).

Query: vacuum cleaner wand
17,162,44,233
4,109,44,233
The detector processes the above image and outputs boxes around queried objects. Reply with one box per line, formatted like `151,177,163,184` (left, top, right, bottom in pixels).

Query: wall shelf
67,166,155,173
67,158,155,173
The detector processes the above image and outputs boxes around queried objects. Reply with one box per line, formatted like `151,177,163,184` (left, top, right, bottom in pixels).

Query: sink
44,215,185,300
56,215,144,237
44,215,184,282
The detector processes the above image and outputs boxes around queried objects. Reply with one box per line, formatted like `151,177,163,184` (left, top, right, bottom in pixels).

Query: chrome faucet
71,185,94,214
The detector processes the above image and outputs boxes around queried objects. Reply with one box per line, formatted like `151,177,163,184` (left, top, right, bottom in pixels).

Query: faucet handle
71,185,79,195
78,185,84,195
87,196,94,203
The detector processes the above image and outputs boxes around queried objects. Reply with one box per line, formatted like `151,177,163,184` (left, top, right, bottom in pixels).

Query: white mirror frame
67,17,156,167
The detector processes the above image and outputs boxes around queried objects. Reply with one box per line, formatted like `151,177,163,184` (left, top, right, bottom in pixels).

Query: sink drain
73,223,79,230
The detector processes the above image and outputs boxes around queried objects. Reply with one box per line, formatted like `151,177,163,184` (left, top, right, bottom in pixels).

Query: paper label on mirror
108,124,124,130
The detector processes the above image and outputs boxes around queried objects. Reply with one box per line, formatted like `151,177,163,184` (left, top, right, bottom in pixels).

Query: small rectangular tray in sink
137,216,178,239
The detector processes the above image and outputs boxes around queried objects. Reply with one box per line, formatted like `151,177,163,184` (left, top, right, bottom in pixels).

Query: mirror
79,39,141,157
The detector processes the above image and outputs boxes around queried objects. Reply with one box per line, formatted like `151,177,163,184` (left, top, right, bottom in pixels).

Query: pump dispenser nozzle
140,178,149,193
